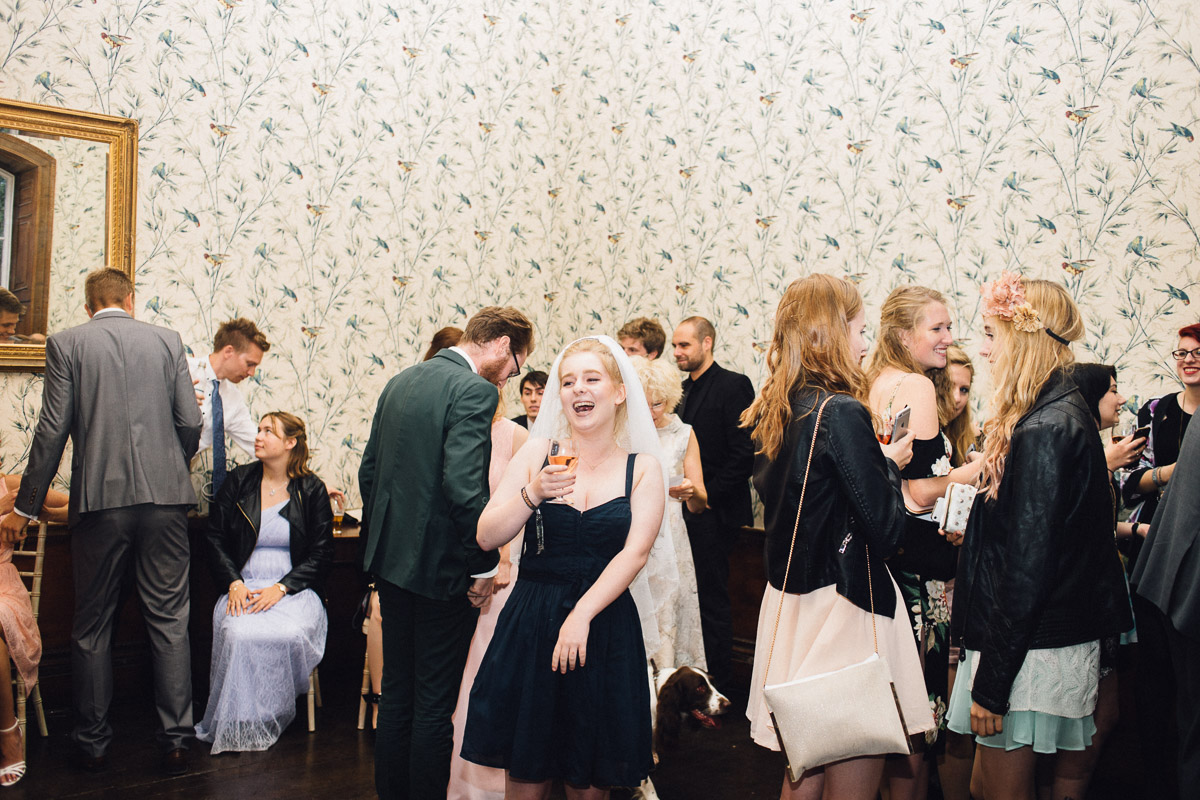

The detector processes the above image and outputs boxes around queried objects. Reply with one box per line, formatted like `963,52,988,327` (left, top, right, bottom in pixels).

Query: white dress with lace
195,499,328,753
649,415,707,669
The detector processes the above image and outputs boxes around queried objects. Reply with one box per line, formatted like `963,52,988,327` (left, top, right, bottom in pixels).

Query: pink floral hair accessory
980,271,1027,319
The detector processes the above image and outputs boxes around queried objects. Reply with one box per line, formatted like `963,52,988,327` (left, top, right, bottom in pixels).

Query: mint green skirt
946,649,1096,753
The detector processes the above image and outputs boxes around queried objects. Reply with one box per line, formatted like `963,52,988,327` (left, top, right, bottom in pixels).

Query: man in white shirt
188,318,270,495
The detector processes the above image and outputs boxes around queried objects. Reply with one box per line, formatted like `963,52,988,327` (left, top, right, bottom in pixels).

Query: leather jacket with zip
205,461,334,596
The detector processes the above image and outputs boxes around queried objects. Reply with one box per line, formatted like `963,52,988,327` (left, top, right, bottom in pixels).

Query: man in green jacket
360,306,534,800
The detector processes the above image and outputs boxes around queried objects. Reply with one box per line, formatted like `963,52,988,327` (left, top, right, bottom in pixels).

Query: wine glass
548,438,578,505
331,494,345,536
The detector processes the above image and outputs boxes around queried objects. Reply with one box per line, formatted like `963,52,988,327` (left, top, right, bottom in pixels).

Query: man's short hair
617,317,666,356
680,315,716,346
0,288,23,316
520,370,548,393
213,318,271,354
84,268,134,310
461,306,535,357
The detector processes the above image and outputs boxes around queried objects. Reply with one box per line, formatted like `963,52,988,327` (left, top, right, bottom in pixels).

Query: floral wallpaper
0,0,1195,504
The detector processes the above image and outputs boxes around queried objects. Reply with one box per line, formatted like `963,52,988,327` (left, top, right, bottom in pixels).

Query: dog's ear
655,677,683,751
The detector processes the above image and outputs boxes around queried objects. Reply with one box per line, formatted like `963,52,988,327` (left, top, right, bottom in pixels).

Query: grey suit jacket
16,310,202,525
1133,410,1200,640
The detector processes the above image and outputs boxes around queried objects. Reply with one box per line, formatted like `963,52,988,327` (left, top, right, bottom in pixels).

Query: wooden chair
307,667,322,732
357,646,371,730
11,522,49,753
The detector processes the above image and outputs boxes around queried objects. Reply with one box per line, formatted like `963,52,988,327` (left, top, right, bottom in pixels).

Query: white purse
761,396,912,781
930,482,978,535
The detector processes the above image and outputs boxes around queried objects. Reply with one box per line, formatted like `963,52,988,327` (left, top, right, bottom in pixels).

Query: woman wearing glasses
1122,321,1200,799
1123,323,1200,524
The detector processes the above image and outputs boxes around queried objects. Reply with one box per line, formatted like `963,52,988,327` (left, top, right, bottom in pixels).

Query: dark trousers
684,509,737,692
71,504,193,756
374,580,478,800
1132,593,1180,799
1167,621,1200,792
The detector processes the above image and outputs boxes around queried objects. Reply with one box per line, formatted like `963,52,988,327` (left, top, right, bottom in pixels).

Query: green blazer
359,349,500,600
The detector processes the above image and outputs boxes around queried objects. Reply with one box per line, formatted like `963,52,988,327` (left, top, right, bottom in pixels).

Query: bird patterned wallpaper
0,0,1196,505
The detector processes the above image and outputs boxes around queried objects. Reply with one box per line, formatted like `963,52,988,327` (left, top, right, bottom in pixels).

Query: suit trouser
1166,621,1200,792
1132,593,1179,799
71,504,193,755
684,508,737,692
375,580,478,800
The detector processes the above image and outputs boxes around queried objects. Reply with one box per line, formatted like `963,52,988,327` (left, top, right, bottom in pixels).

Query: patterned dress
896,432,954,749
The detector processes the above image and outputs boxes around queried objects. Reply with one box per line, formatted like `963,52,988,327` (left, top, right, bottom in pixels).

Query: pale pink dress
448,418,521,799
746,576,936,751
0,543,40,690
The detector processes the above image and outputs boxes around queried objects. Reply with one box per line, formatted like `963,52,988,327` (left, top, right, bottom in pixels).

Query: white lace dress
651,415,707,669
195,499,328,753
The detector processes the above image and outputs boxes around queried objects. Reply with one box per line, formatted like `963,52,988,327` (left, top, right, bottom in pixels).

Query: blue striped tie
211,379,226,494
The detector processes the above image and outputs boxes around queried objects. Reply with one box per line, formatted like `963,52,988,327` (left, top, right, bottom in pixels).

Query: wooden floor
5,663,1151,800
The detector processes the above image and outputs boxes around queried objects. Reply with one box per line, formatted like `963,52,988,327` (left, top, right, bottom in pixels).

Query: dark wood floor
4,667,1156,799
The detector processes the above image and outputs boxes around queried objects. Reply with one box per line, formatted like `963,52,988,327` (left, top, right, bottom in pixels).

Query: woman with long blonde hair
743,274,932,800
940,346,978,467
863,286,985,799
947,275,1132,800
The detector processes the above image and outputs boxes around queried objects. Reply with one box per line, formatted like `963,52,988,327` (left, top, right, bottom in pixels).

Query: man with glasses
360,306,534,800
1122,321,1200,798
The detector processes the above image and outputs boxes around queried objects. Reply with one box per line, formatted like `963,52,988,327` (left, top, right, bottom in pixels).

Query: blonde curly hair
632,354,683,411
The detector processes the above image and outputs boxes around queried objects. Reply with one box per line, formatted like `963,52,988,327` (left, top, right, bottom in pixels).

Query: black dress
461,454,652,788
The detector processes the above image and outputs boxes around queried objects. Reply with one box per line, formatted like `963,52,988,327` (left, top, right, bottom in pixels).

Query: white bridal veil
529,334,679,658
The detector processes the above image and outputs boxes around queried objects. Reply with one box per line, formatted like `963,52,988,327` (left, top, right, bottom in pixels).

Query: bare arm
680,430,708,514
477,437,574,551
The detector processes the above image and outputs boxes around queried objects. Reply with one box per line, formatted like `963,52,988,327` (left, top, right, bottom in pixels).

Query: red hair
1178,322,1200,342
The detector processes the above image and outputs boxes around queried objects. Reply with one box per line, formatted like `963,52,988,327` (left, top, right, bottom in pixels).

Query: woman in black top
742,274,932,800
1122,321,1200,533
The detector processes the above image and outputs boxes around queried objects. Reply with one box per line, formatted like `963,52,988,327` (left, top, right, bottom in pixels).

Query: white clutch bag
764,653,913,781
930,482,978,535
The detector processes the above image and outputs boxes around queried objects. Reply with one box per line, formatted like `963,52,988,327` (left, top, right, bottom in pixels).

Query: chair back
10,522,47,619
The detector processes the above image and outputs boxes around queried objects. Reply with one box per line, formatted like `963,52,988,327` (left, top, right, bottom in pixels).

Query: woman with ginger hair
743,274,930,800
946,274,1131,799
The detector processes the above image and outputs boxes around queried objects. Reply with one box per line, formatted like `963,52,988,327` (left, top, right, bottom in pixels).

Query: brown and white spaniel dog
635,663,732,799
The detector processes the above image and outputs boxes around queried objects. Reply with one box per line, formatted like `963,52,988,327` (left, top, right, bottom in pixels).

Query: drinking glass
332,494,345,536
548,438,578,504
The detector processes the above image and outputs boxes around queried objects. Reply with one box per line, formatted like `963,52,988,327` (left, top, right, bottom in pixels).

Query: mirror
0,98,137,371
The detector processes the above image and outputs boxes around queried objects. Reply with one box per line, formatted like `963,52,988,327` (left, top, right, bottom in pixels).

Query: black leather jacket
952,371,1133,714
205,462,334,596
753,389,908,617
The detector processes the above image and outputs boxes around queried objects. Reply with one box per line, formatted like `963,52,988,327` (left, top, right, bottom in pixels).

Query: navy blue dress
461,454,652,788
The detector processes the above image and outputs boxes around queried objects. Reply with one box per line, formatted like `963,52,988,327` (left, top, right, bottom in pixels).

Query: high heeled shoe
0,720,25,788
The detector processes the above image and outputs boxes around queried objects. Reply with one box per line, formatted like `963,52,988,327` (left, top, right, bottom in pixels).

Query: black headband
1045,328,1070,346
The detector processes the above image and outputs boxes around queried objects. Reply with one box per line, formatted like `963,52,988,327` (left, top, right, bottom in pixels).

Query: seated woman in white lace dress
197,412,333,753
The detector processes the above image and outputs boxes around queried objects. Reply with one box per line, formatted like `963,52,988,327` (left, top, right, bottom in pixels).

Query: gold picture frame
0,98,138,371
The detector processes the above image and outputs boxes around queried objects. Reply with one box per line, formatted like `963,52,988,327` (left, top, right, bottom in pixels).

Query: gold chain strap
762,395,833,688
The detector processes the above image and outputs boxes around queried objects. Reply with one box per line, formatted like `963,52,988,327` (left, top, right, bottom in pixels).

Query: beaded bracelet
520,486,537,510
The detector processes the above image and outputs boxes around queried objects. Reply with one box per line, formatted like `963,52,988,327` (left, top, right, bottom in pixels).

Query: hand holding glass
548,438,578,505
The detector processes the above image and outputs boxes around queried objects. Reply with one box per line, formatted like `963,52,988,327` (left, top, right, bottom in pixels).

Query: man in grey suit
360,306,533,800
0,268,201,775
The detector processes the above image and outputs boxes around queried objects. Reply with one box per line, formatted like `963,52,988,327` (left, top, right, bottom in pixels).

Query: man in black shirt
672,316,755,693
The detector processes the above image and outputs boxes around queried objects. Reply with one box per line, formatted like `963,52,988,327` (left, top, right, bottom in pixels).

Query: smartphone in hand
890,406,912,444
